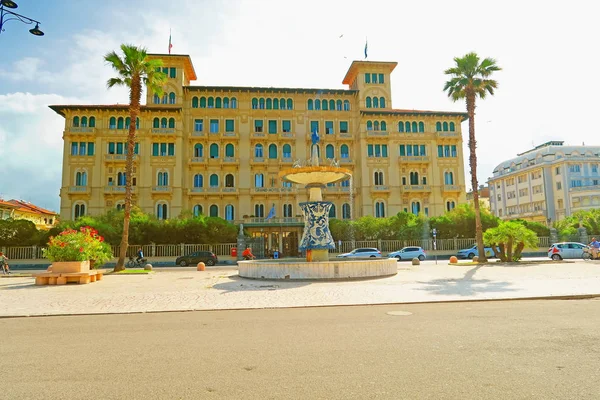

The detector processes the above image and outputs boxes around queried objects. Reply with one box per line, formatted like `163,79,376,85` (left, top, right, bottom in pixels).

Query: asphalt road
2,299,600,399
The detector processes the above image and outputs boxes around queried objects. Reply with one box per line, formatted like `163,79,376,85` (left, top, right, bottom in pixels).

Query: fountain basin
279,166,352,185
238,258,398,280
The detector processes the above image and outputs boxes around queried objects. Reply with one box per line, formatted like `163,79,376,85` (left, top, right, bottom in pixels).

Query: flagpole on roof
364,37,368,60
168,28,172,54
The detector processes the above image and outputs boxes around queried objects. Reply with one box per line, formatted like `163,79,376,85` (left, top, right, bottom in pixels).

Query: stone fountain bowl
279,166,352,185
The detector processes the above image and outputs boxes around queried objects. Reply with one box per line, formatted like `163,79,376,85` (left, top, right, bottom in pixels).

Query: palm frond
106,77,125,89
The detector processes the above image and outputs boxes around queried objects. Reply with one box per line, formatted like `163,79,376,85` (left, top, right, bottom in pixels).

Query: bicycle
126,256,147,268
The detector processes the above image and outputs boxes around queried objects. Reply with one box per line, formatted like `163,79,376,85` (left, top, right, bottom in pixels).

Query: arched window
158,171,169,186
193,204,203,216
449,122,455,132
252,98,258,109
80,116,87,127
282,144,291,158
444,171,454,185
315,99,321,110
266,98,272,109
329,204,336,218
89,117,96,128
254,204,264,217
75,171,82,186
322,99,328,110
381,121,387,131
340,144,349,159
375,201,385,218
336,100,342,111
341,180,350,187
411,201,421,215
223,97,230,108
210,143,219,158
157,203,168,220
74,203,86,219
209,174,219,187
162,94,167,104
259,98,265,109
215,97,222,108
436,122,442,131
254,173,264,188
154,94,160,104
116,203,124,211
254,144,263,158
374,121,380,131
374,171,384,185
329,99,335,110
230,97,237,108
380,97,386,108
287,98,293,110
373,97,379,108
169,92,176,104
225,174,234,187
273,98,279,110
225,143,234,157
410,171,419,185
411,122,418,133
208,97,215,108
117,117,124,129
443,122,449,131
268,144,277,159
125,117,131,129
283,204,293,218
192,97,199,108
117,172,126,186
366,97,372,108
405,121,411,133
225,204,234,221
326,144,334,159
194,174,203,188
279,98,285,110
446,201,456,211
109,117,116,129
168,118,175,128
343,100,350,111
194,143,203,157
366,121,373,131
398,122,404,132
418,122,425,132
200,97,207,108
161,118,167,128
422,176,427,185
153,118,159,128
342,203,351,219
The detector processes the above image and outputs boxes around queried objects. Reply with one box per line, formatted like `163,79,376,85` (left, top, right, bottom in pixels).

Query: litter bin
231,247,237,258
273,250,279,259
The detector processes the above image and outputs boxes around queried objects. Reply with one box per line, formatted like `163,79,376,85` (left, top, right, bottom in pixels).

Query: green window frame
371,73,377,83
420,145,426,156
399,145,405,156
268,144,277,159
116,143,124,154
310,121,319,133
210,119,219,133
225,119,234,132
282,120,291,132
438,145,443,158
168,118,175,128
254,119,263,132
210,144,219,158
152,143,159,156
378,73,384,83
268,120,277,134
225,144,234,157
134,143,139,154
451,145,457,157
339,121,348,133
365,73,371,83
194,119,203,132
87,142,94,156
367,144,374,157
326,144,334,159
108,142,115,154
325,121,334,134
168,143,175,156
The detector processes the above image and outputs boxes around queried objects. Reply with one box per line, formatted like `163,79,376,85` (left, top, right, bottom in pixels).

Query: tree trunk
466,93,487,262
115,75,141,272
506,237,513,262
514,242,525,261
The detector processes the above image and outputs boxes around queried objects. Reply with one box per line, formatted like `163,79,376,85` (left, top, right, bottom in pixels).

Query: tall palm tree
444,52,501,262
105,44,167,271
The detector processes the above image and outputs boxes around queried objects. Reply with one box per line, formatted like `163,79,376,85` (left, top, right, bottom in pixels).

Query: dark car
175,251,218,267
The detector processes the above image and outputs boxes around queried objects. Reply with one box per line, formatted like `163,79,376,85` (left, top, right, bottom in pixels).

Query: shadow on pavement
416,266,518,296
211,275,310,293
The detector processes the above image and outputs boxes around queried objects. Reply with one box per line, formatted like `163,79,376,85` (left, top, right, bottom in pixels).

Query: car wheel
179,260,188,267
418,255,425,261
370,255,376,258
551,254,562,261
206,259,215,266
468,253,475,259
396,256,402,261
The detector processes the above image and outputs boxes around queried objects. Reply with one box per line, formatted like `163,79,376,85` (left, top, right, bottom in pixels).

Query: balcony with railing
152,186,172,193
281,157,293,165
69,127,95,133
373,185,390,192
280,131,295,139
191,130,205,137
251,157,266,165
68,186,90,194
337,132,353,139
104,186,135,193
151,128,176,134
398,156,430,164
252,131,266,138
436,131,460,138
366,130,389,137
104,154,139,162
222,157,239,165
442,184,462,192
339,158,354,166
402,185,431,192
223,131,238,138
366,156,390,166
189,156,206,164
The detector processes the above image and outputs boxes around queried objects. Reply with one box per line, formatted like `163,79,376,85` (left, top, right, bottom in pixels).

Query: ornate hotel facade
51,54,467,252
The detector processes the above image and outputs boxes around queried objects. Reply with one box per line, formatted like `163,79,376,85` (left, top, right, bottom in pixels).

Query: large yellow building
50,55,467,252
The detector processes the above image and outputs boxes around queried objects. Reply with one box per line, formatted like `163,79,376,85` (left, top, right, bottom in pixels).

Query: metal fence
1,237,555,260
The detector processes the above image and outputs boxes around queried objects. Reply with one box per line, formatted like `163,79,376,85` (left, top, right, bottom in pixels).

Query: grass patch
109,269,154,275
1,273,33,278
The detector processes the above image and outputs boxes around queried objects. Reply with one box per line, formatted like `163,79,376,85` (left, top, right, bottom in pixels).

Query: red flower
98,236,104,242
79,247,84,253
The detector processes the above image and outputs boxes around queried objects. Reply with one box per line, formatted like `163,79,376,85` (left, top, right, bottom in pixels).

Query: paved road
2,299,600,399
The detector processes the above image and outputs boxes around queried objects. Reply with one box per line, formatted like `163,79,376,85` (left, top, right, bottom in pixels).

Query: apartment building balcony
339,158,354,166
366,157,390,166
569,185,600,194
189,157,206,164
69,127,95,134
398,156,431,164
442,184,462,192
280,157,294,165
280,131,295,139
103,186,135,194
68,186,91,194
402,185,431,192
104,154,139,163
366,130,389,137
152,186,172,193
223,131,238,138
436,131,460,138
251,131,266,138
221,157,239,165
191,131,205,137
372,185,391,193
151,128,176,135
250,157,266,165
337,132,353,140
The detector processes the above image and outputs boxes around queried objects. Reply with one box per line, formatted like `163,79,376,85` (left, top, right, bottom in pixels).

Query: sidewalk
1,260,599,317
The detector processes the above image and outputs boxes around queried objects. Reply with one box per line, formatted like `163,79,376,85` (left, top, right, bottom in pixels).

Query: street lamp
0,0,44,36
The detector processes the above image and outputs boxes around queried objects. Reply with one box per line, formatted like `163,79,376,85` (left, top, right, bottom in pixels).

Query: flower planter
51,260,90,273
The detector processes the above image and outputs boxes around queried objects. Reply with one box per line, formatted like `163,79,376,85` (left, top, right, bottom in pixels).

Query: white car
388,246,426,261
337,248,382,258
548,242,587,260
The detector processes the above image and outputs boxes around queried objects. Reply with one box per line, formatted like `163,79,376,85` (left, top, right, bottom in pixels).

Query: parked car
548,242,587,260
456,245,495,259
175,251,218,266
388,247,426,261
336,248,382,258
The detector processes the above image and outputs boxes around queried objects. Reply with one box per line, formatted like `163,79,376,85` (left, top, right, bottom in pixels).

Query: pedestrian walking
0,252,10,275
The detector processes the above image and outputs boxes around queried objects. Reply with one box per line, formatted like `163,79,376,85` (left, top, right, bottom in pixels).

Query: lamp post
0,0,44,36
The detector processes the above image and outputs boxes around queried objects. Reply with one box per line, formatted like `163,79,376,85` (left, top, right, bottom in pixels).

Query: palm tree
105,44,167,271
444,52,501,262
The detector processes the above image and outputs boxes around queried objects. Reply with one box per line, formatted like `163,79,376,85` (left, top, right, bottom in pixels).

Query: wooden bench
33,270,108,286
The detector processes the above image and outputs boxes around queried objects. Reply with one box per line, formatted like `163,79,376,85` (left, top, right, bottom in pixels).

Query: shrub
43,226,113,267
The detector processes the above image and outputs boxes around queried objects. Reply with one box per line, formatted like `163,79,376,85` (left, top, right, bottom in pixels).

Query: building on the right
488,141,600,225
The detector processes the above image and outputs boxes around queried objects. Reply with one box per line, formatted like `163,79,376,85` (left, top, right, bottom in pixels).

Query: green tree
430,203,499,239
104,44,167,271
0,219,39,246
484,221,537,261
444,52,501,262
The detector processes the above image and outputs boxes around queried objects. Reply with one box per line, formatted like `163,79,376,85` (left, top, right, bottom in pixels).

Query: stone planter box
51,260,90,273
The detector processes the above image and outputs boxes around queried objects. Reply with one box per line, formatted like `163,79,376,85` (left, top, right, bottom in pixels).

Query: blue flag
364,38,368,59
266,205,275,220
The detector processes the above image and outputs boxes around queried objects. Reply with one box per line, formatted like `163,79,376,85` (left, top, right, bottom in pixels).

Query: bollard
144,264,153,271
472,256,479,263
197,262,205,271
449,256,458,264
411,257,420,266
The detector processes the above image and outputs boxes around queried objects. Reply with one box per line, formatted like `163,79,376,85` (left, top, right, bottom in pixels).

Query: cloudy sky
1,0,598,212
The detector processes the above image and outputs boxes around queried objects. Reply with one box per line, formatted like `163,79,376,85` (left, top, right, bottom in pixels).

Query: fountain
238,131,398,280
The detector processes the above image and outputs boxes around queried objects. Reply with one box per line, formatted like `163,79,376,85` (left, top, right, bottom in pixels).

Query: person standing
589,238,600,259
0,252,10,275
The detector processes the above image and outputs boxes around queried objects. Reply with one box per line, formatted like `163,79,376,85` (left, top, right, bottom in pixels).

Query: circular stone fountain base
238,258,398,280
